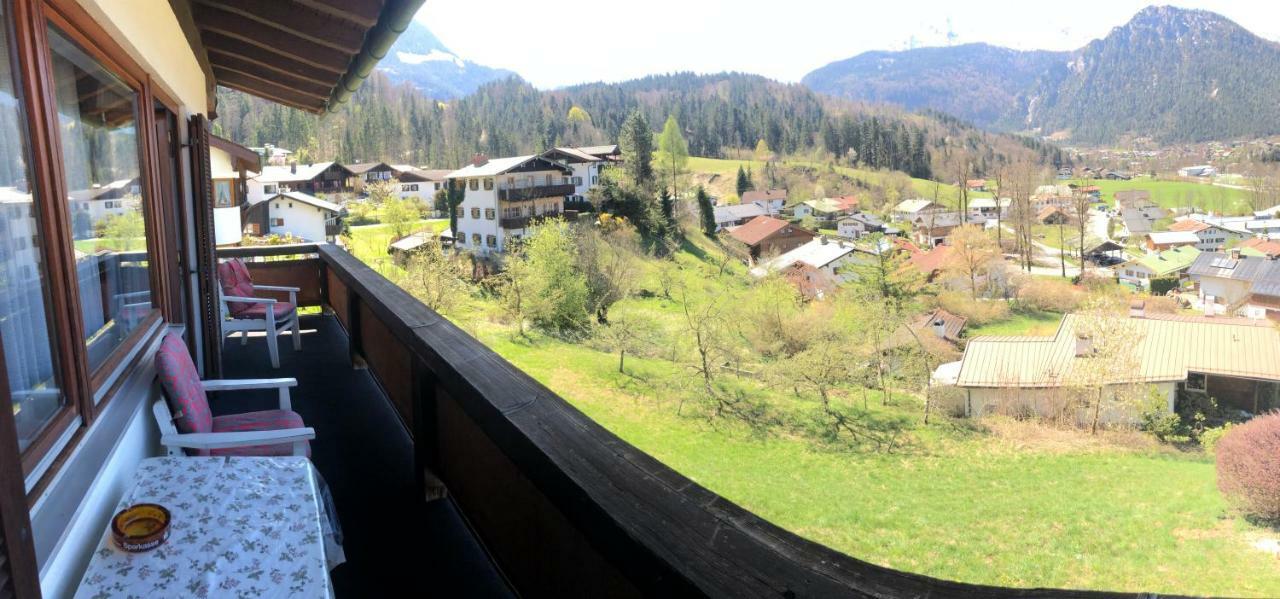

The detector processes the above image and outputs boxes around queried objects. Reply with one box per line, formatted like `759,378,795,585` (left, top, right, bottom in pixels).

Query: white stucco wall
1197,276,1253,306
214,206,242,245
268,199,333,242
453,169,566,253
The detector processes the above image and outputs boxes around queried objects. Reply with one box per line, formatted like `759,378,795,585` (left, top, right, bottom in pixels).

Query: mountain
803,6,1280,144
375,21,518,99
1019,6,1280,143
803,43,1066,129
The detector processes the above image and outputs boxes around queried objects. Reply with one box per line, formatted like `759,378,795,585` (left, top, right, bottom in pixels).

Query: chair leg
291,315,301,351
240,330,248,346
267,330,280,368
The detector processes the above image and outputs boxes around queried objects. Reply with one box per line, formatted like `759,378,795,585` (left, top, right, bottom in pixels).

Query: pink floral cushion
232,302,295,320
155,333,212,452
211,409,310,457
217,259,257,315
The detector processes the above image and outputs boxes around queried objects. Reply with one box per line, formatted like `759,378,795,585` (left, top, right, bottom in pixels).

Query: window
50,23,153,374
483,178,493,190
0,4,66,454
485,208,495,220
545,174,553,186
403,184,418,192
264,184,277,194
468,178,478,191
288,202,294,208
486,235,497,248
272,218,284,227
214,180,233,207
573,176,583,186
470,207,480,219
471,233,481,246
455,231,464,244
434,182,441,190
591,176,598,185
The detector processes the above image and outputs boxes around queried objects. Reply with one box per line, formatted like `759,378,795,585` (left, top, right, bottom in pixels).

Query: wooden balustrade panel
435,389,639,598
327,268,350,331
358,302,413,426
241,259,325,306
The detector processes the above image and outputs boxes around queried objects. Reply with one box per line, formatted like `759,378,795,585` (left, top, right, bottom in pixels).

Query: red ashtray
110,504,170,553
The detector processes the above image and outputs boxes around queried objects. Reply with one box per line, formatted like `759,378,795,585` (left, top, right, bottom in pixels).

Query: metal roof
956,314,1280,388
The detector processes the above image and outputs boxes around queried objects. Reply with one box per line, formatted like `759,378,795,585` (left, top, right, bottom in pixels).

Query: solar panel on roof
1210,258,1238,269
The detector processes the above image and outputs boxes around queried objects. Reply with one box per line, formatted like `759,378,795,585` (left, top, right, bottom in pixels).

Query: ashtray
110,504,170,552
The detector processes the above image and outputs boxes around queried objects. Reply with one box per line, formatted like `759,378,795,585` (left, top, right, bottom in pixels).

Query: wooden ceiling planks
192,0,366,54
292,0,384,29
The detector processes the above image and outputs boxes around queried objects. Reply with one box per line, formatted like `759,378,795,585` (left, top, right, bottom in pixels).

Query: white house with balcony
446,155,574,253
540,146,613,204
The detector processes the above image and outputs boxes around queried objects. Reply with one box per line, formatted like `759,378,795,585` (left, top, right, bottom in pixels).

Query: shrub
1216,413,1280,520
1149,276,1180,296
1017,278,1086,313
936,291,1009,325
1200,423,1234,455
1138,389,1186,442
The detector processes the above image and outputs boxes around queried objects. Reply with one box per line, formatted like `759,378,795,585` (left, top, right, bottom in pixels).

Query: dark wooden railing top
498,183,575,202
222,243,1159,599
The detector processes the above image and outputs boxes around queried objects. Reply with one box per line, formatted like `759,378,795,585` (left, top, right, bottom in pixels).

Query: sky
415,1,1280,89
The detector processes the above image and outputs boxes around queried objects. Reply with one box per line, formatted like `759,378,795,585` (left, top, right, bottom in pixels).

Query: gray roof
840,212,885,227
714,203,767,223
446,155,570,178
1188,252,1280,297
1120,208,1157,234
268,191,342,213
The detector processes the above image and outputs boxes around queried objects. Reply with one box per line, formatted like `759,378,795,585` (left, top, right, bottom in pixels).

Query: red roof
741,189,787,203
728,215,807,246
1168,219,1210,233
1036,205,1068,222
831,195,860,211
966,179,985,188
908,244,954,275
1241,236,1280,257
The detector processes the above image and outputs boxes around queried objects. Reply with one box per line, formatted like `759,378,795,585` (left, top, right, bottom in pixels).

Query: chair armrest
160,427,315,450
222,295,276,304
252,285,301,293
202,378,298,392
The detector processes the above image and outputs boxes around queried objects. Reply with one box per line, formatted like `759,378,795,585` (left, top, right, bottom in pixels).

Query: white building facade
447,155,575,254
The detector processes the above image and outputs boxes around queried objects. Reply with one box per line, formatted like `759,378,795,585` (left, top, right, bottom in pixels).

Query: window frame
5,0,176,486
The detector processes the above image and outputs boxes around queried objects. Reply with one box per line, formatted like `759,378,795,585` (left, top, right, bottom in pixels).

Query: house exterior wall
956,382,1176,424
1118,263,1155,288
1196,275,1253,306
837,220,865,239
755,229,815,259
453,169,567,253
267,198,334,242
76,0,207,113
1193,228,1244,251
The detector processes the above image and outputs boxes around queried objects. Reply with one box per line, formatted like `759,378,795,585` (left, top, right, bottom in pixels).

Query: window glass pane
0,5,66,451
48,24,151,374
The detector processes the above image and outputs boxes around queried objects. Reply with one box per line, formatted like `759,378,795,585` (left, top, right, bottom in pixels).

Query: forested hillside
213,71,1063,177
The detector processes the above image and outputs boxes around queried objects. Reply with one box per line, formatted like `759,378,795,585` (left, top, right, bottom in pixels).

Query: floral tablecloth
75,456,341,599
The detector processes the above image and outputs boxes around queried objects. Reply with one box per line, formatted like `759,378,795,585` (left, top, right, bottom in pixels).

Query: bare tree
1067,301,1147,434
398,237,471,315
944,224,1000,299
1069,177,1095,267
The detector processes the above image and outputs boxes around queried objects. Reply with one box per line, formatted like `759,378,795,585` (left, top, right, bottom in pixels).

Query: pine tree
696,186,716,236
619,110,654,187
735,165,754,197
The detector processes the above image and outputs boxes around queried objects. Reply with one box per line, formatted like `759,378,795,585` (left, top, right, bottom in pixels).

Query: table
76,456,343,598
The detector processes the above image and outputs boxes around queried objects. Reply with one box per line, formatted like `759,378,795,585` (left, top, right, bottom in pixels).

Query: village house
1031,184,1072,210
1187,250,1280,319
447,154,574,253
792,196,859,225
208,135,260,246
713,202,768,230
903,241,954,281
910,211,979,247
891,198,946,222
1167,218,1245,251
1068,184,1102,201
727,215,815,259
1178,165,1217,178
938,312,1280,422
346,161,398,191
247,161,356,204
1240,236,1280,258
541,146,615,204
1037,205,1071,225
242,191,345,242
1116,246,1200,289
968,197,1010,220
836,212,898,239
754,236,871,287
1145,230,1201,251
250,143,293,166
395,167,451,209
1244,218,1280,237
741,188,787,214
1114,189,1155,211
965,179,987,192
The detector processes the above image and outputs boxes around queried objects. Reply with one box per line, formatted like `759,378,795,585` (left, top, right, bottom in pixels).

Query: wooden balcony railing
497,183,574,202
216,242,1138,598
499,212,561,230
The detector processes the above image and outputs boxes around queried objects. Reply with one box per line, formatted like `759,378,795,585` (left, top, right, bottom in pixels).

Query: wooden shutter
188,114,221,377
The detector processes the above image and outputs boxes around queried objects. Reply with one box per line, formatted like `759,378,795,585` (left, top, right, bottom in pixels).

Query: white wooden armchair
217,258,301,368
153,334,314,457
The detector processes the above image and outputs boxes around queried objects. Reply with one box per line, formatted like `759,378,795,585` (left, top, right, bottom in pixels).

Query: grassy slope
687,156,986,206
968,309,1065,337
347,222,1280,596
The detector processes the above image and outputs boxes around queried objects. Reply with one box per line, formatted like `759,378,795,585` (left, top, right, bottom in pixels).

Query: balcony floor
218,314,513,597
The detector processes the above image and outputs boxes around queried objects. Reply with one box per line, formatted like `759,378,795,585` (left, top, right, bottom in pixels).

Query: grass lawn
343,218,447,277
968,309,1065,337
1089,178,1254,215
346,222,1279,596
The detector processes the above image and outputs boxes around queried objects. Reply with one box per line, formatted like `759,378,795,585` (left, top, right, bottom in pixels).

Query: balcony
499,211,560,230
497,183,574,202
214,243,1107,597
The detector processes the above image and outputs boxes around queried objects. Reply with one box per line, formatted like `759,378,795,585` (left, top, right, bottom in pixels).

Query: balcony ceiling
174,0,424,114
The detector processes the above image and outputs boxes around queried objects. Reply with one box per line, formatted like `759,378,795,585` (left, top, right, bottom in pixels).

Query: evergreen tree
696,186,716,236
735,165,754,196
619,110,654,186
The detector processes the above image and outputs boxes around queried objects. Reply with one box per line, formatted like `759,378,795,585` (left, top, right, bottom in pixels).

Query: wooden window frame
4,0,178,487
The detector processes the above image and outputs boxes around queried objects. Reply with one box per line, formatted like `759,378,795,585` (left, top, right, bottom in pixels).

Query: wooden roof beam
192,0,367,54
208,59,334,98
213,72,326,113
290,0,383,29
202,38,343,80
211,66,330,104
195,5,355,72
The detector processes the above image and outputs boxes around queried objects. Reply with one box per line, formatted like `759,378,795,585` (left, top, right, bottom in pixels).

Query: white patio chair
217,259,302,368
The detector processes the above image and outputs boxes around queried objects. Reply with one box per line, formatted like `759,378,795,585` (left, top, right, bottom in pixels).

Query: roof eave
326,0,425,113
